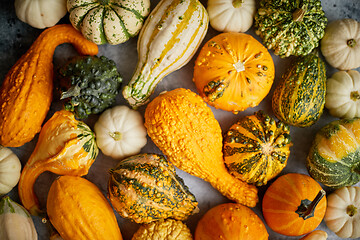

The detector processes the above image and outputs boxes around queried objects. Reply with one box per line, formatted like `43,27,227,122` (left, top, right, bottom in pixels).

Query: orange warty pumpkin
195,203,268,240
262,173,327,236
193,32,275,113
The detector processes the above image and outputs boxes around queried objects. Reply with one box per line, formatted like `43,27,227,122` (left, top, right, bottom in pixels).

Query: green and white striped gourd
272,53,326,127
122,0,209,108
67,0,150,45
108,153,199,224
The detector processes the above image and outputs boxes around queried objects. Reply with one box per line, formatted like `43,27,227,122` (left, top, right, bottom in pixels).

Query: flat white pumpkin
325,186,360,239
321,18,360,70
0,146,21,195
325,70,360,119
94,105,147,160
67,0,150,45
14,0,67,29
207,0,256,33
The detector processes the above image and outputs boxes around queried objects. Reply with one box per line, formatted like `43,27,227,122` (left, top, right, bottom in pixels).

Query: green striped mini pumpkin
223,111,292,186
108,153,199,223
67,0,150,45
307,118,360,188
272,53,326,127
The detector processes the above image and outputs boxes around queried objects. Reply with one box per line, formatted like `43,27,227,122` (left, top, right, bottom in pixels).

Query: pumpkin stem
292,6,307,22
98,0,110,5
109,131,122,141
232,0,243,8
347,39,357,48
347,204,358,217
233,60,246,72
60,85,81,100
350,91,360,101
295,189,326,220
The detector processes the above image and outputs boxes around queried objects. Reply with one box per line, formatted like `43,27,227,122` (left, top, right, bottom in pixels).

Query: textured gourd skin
0,24,98,147
254,0,327,57
144,88,258,207
195,203,269,240
272,53,326,127
108,153,198,223
306,118,360,188
224,111,292,186
193,32,275,113
47,176,122,240
18,110,98,215
123,0,209,108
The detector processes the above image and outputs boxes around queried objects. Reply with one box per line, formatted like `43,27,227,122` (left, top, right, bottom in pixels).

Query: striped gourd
224,111,292,186
67,0,150,45
108,153,199,224
272,53,326,127
122,0,209,108
306,118,360,188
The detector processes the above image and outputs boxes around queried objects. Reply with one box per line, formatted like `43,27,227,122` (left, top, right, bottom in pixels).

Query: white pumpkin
94,105,147,160
321,18,360,70
325,70,360,119
14,0,67,29
207,0,256,33
325,186,360,239
67,0,150,45
0,146,21,195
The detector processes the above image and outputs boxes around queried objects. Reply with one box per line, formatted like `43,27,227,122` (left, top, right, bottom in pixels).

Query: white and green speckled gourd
122,0,209,108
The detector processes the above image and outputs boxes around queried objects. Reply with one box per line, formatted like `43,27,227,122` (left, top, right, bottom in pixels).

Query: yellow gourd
144,88,258,207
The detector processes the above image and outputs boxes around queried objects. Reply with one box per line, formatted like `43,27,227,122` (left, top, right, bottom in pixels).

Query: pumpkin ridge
108,5,131,38
112,2,146,20
73,4,99,30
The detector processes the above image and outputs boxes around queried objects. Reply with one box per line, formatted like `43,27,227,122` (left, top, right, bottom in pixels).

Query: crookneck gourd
18,110,98,215
122,0,209,108
108,153,199,224
224,111,292,186
254,0,327,57
59,55,123,119
0,24,98,147
144,88,258,207
272,53,326,127
306,118,360,188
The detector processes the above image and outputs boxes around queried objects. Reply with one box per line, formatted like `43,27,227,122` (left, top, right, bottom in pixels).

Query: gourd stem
347,39,357,48
292,7,307,22
347,205,358,217
232,0,243,8
60,85,81,99
350,91,360,101
295,189,326,220
109,131,122,141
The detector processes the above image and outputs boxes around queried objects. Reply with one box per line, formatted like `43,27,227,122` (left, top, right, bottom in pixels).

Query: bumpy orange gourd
262,173,327,236
47,176,122,240
18,110,98,215
0,24,98,147
144,88,258,207
193,32,274,113
195,203,268,240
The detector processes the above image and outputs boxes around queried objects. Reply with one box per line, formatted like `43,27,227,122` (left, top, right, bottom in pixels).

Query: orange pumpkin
195,203,268,240
262,173,327,236
193,32,275,113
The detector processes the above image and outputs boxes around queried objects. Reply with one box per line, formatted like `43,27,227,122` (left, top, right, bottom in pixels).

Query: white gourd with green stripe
67,0,150,45
122,0,209,108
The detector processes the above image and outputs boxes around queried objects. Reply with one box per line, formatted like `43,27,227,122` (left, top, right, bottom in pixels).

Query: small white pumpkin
325,186,360,239
0,196,37,240
207,0,256,33
325,70,360,119
94,105,147,160
67,0,150,45
321,18,360,70
0,146,21,195
14,0,67,29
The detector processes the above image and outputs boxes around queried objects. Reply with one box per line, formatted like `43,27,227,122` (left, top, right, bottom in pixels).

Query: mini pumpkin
262,173,327,236
0,146,21,195
94,105,147,160
223,111,292,186
193,32,275,113
207,0,256,33
67,0,150,45
306,118,360,188
321,18,360,70
325,186,360,239
325,70,360,119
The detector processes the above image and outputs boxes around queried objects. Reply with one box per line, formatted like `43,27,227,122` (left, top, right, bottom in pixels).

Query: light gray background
1,0,360,239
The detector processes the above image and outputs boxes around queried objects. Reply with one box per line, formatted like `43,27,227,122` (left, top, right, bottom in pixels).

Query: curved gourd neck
295,189,325,220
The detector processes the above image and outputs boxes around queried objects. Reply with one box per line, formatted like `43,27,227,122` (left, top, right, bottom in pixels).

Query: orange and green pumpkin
223,111,292,186
272,53,326,127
